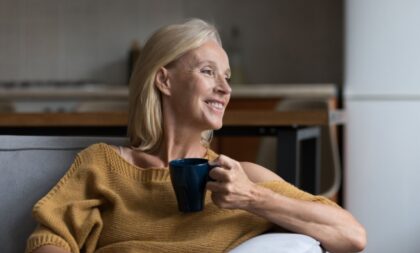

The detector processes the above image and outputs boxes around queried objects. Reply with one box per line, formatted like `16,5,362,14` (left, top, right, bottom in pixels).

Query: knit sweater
26,143,337,253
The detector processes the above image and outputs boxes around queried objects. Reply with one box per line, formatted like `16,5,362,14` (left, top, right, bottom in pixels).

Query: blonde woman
26,19,366,253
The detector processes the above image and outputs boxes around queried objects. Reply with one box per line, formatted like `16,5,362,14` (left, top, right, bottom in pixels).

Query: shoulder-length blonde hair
128,19,222,151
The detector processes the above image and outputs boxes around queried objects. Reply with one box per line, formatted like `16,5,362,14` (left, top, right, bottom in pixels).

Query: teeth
208,102,223,110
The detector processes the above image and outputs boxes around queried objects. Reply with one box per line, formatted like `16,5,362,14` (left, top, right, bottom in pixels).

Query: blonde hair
128,19,222,151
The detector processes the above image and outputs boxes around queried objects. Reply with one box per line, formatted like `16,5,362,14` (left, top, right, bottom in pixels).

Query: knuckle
224,195,232,202
222,198,231,205
233,161,241,169
225,184,234,193
224,173,233,182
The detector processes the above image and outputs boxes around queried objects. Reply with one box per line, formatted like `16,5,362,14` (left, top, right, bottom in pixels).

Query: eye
200,68,215,76
225,76,231,83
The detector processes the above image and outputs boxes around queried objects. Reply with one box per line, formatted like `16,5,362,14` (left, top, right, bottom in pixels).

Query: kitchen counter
0,110,345,127
230,84,337,98
0,83,337,112
0,83,337,100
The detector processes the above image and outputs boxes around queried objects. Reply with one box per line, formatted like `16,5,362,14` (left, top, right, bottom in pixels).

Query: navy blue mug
169,158,214,212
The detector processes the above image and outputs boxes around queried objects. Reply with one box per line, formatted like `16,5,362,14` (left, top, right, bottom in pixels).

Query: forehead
178,40,230,69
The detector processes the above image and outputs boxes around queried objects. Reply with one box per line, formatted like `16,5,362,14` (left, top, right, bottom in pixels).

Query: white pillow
229,233,325,253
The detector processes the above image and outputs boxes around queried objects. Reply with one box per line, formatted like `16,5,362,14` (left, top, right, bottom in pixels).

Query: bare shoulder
240,161,284,183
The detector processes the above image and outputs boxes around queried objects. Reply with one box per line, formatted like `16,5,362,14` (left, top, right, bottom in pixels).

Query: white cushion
229,233,324,253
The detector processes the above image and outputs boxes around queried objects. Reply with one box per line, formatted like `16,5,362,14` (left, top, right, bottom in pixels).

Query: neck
152,100,210,166
150,125,208,166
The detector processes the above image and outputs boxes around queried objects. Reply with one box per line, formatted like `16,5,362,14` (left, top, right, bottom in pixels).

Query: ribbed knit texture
25,143,336,253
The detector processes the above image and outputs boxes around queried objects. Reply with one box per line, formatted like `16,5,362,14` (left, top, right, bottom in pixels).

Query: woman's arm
26,145,105,253
31,245,71,253
245,182,366,253
207,155,366,253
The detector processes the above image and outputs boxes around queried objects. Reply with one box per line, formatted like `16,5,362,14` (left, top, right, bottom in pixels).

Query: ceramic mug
169,158,215,212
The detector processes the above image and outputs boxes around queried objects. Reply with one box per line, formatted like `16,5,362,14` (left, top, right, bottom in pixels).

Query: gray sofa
0,135,324,253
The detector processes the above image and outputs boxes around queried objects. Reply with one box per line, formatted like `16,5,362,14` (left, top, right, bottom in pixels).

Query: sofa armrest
229,233,325,253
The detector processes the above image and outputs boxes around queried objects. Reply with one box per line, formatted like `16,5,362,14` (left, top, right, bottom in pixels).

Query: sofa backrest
0,135,128,253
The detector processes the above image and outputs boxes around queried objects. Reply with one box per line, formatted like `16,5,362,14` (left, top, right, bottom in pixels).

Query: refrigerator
344,0,420,252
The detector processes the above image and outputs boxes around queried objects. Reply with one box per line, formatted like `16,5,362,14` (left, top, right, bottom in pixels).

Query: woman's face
163,39,232,130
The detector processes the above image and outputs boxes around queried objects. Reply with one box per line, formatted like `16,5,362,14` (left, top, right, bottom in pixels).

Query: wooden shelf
0,110,345,127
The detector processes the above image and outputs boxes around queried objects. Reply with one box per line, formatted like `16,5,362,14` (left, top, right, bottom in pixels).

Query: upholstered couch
0,135,324,253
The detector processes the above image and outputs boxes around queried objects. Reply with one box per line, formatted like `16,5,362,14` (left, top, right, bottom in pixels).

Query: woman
26,19,366,253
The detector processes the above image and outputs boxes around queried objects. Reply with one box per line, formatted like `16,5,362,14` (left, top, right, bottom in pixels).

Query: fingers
207,180,254,210
209,154,239,170
206,180,236,192
208,155,234,182
206,181,225,192
208,166,231,182
206,181,236,209
209,155,241,178
206,155,257,210
208,154,248,183
210,192,232,209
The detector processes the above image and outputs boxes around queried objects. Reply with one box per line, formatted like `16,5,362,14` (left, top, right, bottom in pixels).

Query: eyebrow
197,60,231,76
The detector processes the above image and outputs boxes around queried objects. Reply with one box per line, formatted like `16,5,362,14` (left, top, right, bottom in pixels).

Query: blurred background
0,0,342,85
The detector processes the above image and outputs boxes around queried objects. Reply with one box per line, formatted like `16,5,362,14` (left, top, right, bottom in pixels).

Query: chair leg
276,128,298,186
276,127,321,195
298,127,321,194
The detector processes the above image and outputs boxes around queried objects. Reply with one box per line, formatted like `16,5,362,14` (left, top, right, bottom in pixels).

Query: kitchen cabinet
0,83,340,198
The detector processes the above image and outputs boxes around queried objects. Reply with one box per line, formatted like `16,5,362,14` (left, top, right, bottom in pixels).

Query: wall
344,0,420,252
0,0,342,85
0,0,185,84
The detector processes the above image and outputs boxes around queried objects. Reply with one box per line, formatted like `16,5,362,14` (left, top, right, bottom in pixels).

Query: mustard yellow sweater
26,143,336,253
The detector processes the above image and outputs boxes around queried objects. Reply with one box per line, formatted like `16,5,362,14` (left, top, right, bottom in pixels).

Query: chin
211,115,224,129
212,124,223,130
200,111,224,130
205,120,223,131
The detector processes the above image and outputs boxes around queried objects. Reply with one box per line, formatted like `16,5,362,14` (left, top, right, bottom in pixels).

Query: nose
215,76,232,95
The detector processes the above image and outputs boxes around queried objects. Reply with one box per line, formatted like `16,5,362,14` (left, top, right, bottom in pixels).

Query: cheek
184,77,210,97
170,84,201,111
169,73,211,105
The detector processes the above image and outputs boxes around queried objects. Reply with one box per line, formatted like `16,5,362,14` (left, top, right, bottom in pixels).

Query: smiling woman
127,19,227,152
25,19,366,253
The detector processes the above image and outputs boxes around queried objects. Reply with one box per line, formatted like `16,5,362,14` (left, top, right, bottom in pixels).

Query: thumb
208,156,221,166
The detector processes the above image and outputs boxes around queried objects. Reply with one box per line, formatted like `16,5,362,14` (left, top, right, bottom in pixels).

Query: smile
205,100,225,111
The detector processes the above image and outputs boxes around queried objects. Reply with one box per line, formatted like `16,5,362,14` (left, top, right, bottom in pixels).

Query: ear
155,67,171,96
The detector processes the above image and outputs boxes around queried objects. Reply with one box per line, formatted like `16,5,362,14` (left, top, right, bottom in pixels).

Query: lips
205,99,225,111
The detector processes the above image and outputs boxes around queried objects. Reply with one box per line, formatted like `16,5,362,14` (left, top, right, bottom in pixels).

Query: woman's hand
206,155,258,210
206,155,366,252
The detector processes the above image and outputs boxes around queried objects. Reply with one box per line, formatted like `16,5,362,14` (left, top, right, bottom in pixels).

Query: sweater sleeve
26,147,105,253
258,180,339,207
